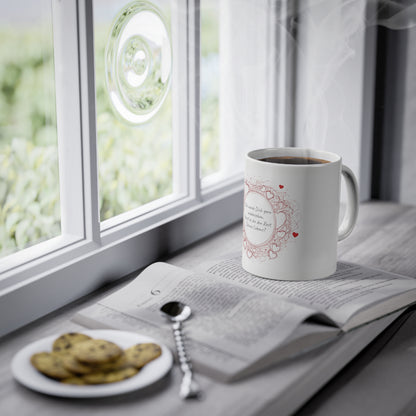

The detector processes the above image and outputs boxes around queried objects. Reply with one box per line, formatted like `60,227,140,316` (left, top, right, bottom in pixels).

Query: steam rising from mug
278,0,416,152
220,0,416,170
369,0,416,30
105,1,172,124
282,0,416,30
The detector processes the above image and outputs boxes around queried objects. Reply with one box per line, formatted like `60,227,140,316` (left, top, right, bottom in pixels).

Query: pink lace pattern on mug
243,179,299,261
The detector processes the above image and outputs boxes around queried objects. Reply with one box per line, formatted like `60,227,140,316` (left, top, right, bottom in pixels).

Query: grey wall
399,25,416,204
371,22,416,205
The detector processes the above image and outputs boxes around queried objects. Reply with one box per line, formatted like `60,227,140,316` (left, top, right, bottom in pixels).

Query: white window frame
1,0,372,338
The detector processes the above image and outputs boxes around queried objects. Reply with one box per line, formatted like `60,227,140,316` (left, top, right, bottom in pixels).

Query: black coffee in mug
259,156,330,165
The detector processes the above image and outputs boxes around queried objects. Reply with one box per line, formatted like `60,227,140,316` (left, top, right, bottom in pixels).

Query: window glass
0,1,60,258
200,0,272,184
94,0,173,221
200,0,220,179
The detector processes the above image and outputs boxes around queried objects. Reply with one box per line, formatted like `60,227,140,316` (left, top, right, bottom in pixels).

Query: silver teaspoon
160,301,201,400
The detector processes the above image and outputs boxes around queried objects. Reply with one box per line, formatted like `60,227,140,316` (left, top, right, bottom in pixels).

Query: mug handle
338,164,359,241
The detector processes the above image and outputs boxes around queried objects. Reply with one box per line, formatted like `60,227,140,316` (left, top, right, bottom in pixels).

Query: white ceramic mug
242,147,359,280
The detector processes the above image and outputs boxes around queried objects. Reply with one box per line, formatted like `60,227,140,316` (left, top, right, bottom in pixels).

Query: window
200,0,219,179
0,0,375,337
94,0,174,221
0,0,277,337
0,1,59,258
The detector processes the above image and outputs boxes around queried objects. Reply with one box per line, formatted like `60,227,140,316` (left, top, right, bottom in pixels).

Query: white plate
11,329,173,398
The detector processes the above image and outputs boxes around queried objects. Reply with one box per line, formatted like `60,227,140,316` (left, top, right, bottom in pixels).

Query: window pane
200,0,220,179
0,1,60,258
94,0,173,221
200,0,271,184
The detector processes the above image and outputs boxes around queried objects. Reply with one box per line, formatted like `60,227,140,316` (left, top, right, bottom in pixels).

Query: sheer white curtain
294,0,375,201
218,0,276,178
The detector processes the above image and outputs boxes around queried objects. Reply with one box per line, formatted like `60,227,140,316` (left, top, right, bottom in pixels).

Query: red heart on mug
292,232,299,238
279,185,284,189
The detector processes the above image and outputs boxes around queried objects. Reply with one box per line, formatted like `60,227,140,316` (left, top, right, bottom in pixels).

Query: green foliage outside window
0,28,60,257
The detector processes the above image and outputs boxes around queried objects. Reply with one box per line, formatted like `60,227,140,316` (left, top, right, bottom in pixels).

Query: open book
73,255,416,382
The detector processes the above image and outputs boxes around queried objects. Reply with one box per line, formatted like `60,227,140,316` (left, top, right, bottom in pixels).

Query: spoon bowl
160,301,191,322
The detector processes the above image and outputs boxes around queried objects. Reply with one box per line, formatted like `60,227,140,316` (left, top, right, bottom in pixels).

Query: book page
72,302,250,382
97,262,320,362
202,255,416,327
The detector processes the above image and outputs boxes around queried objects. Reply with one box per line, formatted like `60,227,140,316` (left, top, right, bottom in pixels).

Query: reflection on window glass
94,0,173,221
200,0,220,179
0,1,60,258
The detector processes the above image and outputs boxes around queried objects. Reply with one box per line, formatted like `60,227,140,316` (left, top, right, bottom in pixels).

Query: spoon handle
172,321,201,399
